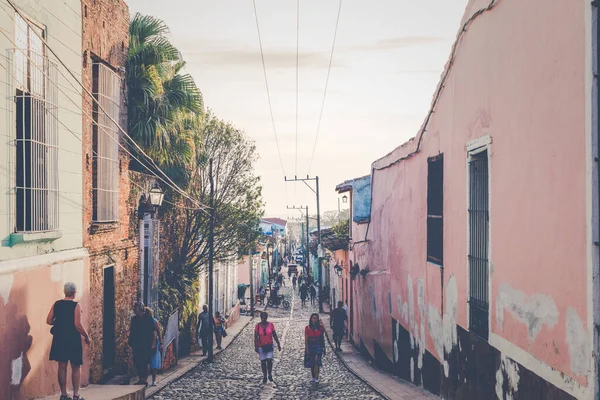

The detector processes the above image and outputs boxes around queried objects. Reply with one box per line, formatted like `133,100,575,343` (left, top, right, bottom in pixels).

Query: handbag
221,327,228,337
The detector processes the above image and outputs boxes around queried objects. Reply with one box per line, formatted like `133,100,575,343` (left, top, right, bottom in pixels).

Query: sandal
59,396,72,400
73,396,84,400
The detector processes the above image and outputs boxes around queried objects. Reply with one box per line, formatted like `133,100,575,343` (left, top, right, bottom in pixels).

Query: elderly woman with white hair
46,282,90,400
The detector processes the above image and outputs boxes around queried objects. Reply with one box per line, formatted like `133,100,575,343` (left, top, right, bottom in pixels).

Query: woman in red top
304,313,326,383
254,312,281,384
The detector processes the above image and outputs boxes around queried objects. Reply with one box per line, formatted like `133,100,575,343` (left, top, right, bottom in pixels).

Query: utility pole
249,248,254,318
207,159,215,362
285,176,322,311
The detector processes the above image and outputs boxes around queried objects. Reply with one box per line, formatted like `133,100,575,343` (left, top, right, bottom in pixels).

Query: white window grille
10,14,59,233
92,62,121,222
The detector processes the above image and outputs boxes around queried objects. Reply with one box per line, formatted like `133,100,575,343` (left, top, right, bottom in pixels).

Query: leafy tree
159,112,264,327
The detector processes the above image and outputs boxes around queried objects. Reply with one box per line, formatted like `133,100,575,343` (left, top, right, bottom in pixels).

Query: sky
126,0,469,218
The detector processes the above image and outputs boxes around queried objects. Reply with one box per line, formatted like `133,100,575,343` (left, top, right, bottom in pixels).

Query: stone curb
321,316,392,400
147,317,253,398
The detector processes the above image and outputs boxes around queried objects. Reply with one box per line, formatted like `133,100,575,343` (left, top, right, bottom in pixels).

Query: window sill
427,258,443,268
10,230,63,246
89,221,119,234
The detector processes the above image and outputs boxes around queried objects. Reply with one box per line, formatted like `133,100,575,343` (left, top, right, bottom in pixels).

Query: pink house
335,0,600,398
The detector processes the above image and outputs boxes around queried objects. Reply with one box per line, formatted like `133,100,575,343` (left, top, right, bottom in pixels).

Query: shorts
258,347,274,360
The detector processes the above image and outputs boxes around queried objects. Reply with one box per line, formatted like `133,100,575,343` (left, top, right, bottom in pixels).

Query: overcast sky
126,0,469,218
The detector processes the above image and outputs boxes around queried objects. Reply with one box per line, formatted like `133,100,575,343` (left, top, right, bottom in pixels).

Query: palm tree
127,13,203,185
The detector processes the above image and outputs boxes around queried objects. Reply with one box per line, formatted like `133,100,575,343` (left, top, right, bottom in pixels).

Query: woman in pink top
254,311,281,384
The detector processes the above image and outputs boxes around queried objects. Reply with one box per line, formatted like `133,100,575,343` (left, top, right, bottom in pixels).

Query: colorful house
0,1,89,398
336,1,600,398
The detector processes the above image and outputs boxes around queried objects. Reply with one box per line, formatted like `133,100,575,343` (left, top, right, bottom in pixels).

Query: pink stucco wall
347,0,590,391
0,259,90,399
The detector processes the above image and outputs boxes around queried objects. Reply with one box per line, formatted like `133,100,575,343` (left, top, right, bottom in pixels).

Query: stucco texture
348,0,590,395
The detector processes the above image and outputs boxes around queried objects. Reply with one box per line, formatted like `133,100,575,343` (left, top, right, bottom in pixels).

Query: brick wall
81,0,135,383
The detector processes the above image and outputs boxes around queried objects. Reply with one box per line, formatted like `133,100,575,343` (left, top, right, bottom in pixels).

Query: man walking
330,301,348,351
309,285,317,306
196,305,211,356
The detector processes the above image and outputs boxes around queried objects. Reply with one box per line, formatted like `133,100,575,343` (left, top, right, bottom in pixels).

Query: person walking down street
214,311,226,350
47,282,90,400
145,307,163,386
196,305,211,356
292,275,297,290
309,285,317,305
300,283,308,306
304,313,326,383
331,301,348,351
254,312,281,384
129,301,156,386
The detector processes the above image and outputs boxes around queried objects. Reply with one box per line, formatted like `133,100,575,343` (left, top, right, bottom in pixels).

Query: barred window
12,14,59,233
92,62,121,222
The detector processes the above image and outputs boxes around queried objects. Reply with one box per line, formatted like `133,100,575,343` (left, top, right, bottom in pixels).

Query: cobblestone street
151,285,384,399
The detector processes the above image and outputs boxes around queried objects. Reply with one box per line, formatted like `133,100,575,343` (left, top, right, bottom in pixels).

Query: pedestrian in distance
330,301,347,351
254,312,281,384
196,305,211,356
47,282,91,400
309,285,317,305
300,283,308,306
292,275,297,290
214,311,226,350
304,313,326,383
145,307,163,387
128,301,156,386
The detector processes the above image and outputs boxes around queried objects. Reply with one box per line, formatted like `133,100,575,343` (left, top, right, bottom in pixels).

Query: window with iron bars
468,150,489,341
92,62,121,222
12,14,59,233
427,154,443,265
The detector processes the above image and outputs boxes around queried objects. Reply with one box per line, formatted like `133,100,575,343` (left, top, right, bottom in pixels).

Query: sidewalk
145,315,252,397
321,313,439,400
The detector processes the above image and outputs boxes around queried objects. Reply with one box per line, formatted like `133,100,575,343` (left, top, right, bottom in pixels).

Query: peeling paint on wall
495,283,559,341
11,352,23,385
417,278,426,371
408,275,415,332
427,275,458,377
565,307,590,377
0,274,14,305
495,354,520,400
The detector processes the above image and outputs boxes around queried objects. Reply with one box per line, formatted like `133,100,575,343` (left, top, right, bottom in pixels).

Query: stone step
38,384,145,400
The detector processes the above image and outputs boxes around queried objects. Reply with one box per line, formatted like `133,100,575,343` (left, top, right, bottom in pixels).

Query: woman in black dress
46,282,90,400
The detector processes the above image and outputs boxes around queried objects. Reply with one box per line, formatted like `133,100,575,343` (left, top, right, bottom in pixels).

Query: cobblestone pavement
152,283,384,400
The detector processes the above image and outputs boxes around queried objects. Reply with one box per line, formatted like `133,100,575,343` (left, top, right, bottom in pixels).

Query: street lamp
149,184,164,210
342,195,348,204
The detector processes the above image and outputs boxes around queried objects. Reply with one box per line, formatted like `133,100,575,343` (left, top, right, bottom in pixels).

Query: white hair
64,282,77,297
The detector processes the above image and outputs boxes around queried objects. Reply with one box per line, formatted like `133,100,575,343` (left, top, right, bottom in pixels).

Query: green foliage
333,218,350,239
128,15,264,355
127,13,203,185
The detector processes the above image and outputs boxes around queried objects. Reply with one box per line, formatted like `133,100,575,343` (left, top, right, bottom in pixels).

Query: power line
306,0,342,175
295,0,299,177
0,24,211,215
252,0,286,178
2,0,207,208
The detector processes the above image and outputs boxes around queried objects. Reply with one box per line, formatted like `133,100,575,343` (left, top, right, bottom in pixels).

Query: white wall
0,0,83,262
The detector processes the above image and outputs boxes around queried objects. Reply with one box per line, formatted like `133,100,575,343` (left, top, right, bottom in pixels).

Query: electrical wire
306,0,342,175
1,0,208,209
252,0,287,178
0,8,206,210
